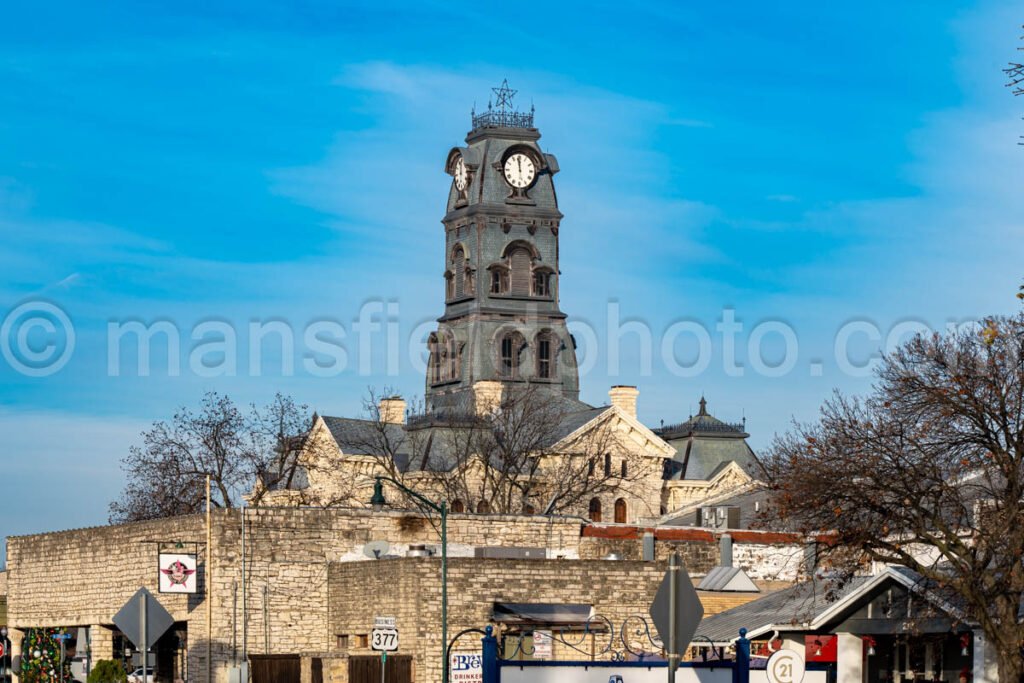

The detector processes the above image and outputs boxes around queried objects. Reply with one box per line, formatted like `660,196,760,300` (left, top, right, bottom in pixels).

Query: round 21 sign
766,649,805,683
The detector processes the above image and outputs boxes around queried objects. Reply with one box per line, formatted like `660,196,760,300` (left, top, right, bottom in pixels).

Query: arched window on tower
451,245,467,298
428,333,441,384
498,332,524,378
489,266,509,295
445,271,454,301
509,247,531,295
536,332,556,380
533,270,551,297
589,498,602,523
614,498,627,524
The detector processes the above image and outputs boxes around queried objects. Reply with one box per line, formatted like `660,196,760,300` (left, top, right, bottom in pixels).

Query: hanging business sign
449,651,483,683
158,553,198,594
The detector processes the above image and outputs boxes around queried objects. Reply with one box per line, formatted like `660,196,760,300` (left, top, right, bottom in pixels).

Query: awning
492,603,594,626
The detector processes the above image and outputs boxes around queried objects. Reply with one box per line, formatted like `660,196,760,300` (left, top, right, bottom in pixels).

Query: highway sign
649,553,704,657
113,587,175,651
371,628,399,652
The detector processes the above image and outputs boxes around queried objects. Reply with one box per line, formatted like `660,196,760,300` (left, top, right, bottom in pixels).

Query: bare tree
351,384,656,517
757,314,1024,683
110,392,314,522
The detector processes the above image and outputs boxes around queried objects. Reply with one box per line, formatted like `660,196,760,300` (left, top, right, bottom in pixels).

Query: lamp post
370,476,449,683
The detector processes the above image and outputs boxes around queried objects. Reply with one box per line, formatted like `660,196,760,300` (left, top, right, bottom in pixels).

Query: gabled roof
693,567,978,646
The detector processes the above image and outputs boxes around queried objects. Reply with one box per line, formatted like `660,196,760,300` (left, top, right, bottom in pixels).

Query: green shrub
87,659,127,683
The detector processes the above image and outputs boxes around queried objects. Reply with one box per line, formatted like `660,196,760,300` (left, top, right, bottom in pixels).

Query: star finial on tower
492,79,517,113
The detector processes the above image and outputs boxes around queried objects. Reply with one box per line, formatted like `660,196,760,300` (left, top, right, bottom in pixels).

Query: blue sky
1,1,1022,559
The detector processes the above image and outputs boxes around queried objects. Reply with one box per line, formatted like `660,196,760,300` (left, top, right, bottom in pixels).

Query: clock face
503,153,536,189
453,156,468,192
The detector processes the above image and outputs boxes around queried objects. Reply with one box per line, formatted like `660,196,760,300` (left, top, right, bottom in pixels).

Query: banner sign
158,553,198,593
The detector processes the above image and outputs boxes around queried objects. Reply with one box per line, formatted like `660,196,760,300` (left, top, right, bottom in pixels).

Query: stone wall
329,558,670,683
5,507,583,682
6,507,807,682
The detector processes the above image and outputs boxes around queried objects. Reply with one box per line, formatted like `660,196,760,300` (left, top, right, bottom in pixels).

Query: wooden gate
250,654,301,683
348,654,413,683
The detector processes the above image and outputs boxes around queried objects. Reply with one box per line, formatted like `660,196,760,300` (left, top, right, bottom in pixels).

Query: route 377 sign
371,628,398,652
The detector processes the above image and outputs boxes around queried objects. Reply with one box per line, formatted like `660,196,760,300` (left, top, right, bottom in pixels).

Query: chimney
379,397,406,424
719,533,733,568
473,381,503,416
608,385,639,418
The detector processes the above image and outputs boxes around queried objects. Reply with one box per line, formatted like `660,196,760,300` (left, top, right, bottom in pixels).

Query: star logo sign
160,560,195,586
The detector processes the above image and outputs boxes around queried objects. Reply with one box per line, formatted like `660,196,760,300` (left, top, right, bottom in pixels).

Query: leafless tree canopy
110,392,314,522
757,314,1024,682
352,385,655,517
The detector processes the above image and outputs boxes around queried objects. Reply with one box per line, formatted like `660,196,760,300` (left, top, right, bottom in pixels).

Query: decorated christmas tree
20,628,73,683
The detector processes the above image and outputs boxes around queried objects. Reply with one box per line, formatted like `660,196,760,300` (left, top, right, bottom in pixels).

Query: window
445,272,455,300
604,453,612,477
523,504,536,515
476,500,491,514
428,334,441,384
620,460,627,478
499,333,523,378
509,248,531,295
533,271,549,297
537,335,554,379
337,635,350,650
588,498,602,523
452,245,466,298
614,498,627,524
587,459,595,476
490,268,509,294
450,500,465,513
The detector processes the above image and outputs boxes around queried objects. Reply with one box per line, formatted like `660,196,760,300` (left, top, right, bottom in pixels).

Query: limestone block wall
329,557,669,683
6,507,584,682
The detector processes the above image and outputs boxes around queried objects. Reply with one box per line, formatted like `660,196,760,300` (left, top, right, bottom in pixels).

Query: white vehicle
127,668,155,683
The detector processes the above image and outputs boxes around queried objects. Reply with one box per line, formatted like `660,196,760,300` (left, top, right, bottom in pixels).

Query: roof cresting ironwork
471,79,535,130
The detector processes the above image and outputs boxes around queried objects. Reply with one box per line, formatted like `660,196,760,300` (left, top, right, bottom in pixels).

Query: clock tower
425,81,580,412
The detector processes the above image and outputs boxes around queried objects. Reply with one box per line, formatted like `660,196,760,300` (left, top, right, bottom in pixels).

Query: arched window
445,271,455,300
620,460,628,478
604,453,612,477
451,245,466,298
498,332,524,379
536,332,556,379
450,500,465,513
588,498,602,523
533,270,550,297
523,503,536,515
614,498,627,524
489,266,509,294
509,247,531,295
428,333,441,384
476,500,491,514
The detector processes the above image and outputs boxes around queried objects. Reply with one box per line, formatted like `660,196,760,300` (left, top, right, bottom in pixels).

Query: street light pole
370,477,449,683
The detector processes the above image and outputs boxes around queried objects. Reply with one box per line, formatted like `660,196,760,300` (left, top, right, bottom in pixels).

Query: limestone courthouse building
3,85,799,683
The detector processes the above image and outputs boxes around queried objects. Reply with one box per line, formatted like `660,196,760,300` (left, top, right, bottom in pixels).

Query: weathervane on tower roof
471,79,535,131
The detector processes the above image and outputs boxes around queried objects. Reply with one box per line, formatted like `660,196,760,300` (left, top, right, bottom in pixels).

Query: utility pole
206,475,213,683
